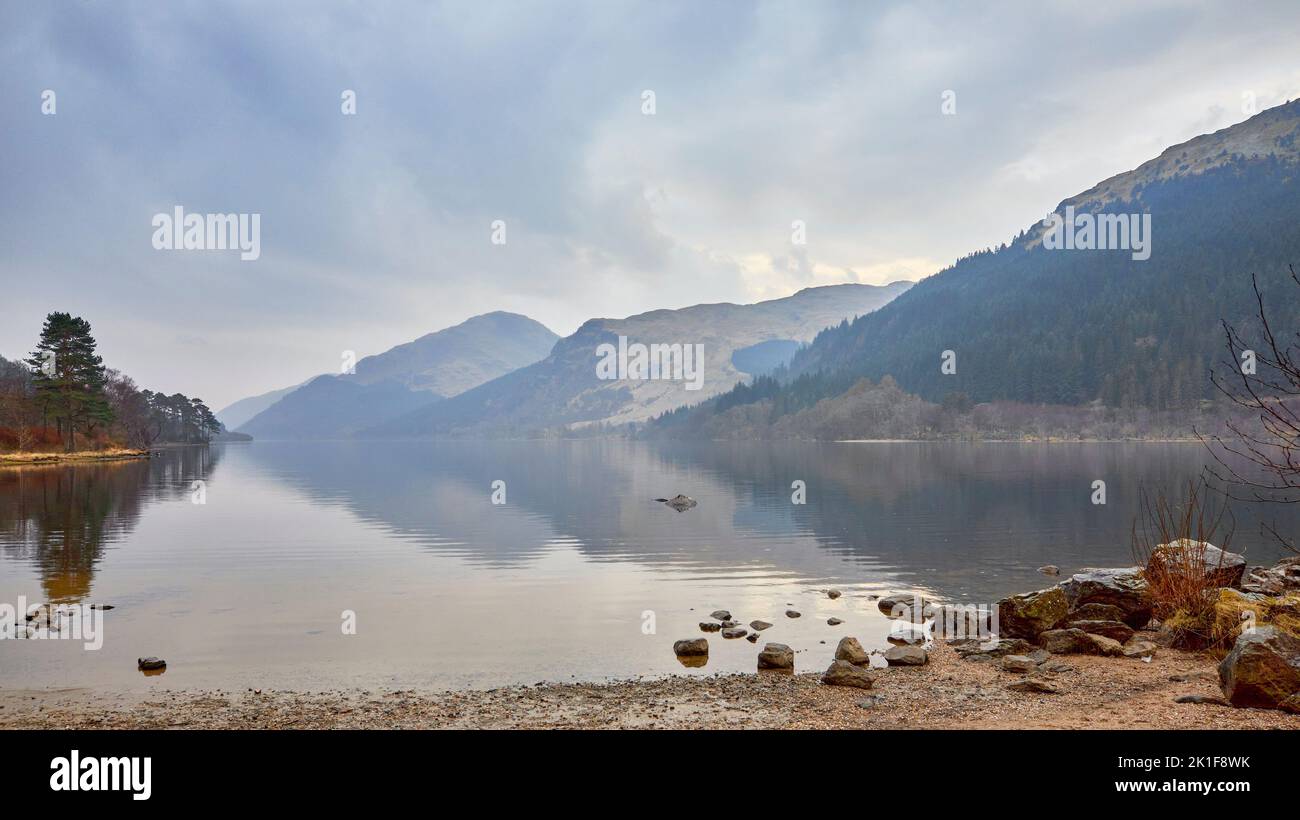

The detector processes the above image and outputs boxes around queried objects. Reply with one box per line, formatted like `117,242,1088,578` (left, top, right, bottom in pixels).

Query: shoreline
5,643,1297,730
0,448,150,467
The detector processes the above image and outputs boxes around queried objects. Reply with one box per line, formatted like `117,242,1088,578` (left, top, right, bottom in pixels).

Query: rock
746,633,759,643
1028,649,1052,664
1000,655,1039,673
884,645,928,666
749,620,773,631
1242,556,1300,595
1038,565,1060,576
1122,637,1159,658
828,589,842,599
821,659,875,689
721,627,748,639
757,642,795,670
1038,628,1097,654
996,586,1069,638
1148,539,1247,589
1043,662,1074,673
877,593,933,619
1175,694,1228,706
1006,679,1059,694
827,617,843,626
785,610,801,618
709,610,731,621
952,637,1035,660
658,494,698,511
1067,619,1135,643
1068,602,1127,622
1086,633,1126,657
835,636,870,665
719,620,739,628
699,622,722,632
855,696,881,709
1218,625,1300,711
888,621,931,645
137,657,167,671
673,639,708,657
1059,567,1152,629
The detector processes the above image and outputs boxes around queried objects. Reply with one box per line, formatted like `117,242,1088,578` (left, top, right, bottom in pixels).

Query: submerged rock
721,627,748,639
1038,565,1061,576
699,622,722,633
746,633,759,643
822,659,875,689
657,495,698,512
749,620,773,631
757,642,795,670
785,610,801,618
673,638,709,657
709,610,732,621
877,593,933,619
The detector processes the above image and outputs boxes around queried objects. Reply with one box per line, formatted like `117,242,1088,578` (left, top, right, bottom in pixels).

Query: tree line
0,312,223,452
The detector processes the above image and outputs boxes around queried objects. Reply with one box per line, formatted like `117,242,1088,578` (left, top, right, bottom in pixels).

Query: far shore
0,448,150,467
5,643,1297,730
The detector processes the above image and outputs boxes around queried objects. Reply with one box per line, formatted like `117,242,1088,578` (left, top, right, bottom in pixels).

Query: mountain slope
692,99,1300,422
366,281,911,437
215,380,314,431
236,312,558,440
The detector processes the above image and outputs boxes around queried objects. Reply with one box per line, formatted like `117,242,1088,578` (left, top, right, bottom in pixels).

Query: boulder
883,645,929,666
1038,628,1097,655
1218,625,1300,711
952,637,1035,660
1068,602,1126,622
834,636,869,665
822,659,875,689
1000,655,1039,673
749,620,773,631
1087,634,1126,657
673,638,708,657
996,587,1069,638
137,657,167,671
757,642,795,670
1148,539,1247,589
721,627,748,639
1066,619,1135,643
1059,567,1152,629
699,622,722,632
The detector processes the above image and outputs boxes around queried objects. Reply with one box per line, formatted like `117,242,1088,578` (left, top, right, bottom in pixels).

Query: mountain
671,99,1300,430
236,312,558,440
215,381,313,431
365,281,912,437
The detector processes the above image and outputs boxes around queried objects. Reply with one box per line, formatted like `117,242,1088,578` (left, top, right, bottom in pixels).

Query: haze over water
1,441,1292,691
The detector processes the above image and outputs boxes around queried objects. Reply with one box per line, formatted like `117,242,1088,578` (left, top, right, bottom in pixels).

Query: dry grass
1132,480,1237,650
0,448,148,466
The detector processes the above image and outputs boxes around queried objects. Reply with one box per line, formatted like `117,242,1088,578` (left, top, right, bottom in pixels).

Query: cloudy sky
3,0,1300,409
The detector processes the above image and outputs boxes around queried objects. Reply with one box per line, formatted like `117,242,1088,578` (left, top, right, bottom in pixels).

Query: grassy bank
0,448,149,466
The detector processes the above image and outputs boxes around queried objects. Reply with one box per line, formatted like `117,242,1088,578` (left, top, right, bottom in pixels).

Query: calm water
0,440,1292,691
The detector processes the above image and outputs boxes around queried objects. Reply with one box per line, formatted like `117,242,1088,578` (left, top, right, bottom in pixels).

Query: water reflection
0,446,222,603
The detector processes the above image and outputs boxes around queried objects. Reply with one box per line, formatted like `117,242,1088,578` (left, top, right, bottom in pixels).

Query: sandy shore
4,642,1298,730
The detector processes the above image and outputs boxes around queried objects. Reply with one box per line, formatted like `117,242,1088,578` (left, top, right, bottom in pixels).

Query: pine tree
25,312,112,451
